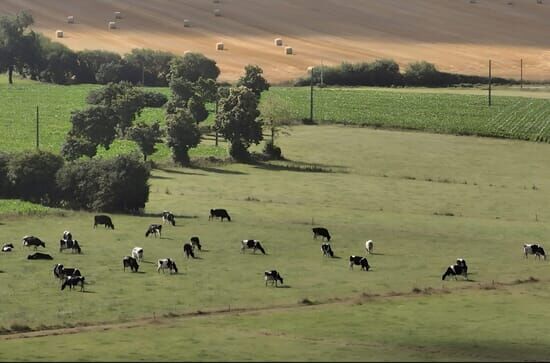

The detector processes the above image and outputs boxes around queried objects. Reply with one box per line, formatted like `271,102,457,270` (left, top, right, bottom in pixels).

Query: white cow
132,247,144,262
365,240,374,254
157,258,178,274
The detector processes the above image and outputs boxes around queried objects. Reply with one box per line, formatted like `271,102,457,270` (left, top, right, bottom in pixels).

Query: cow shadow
330,255,342,259
276,285,291,289
135,212,199,220
81,290,96,293
141,260,155,265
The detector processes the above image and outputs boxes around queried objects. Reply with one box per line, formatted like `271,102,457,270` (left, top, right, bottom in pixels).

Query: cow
61,275,85,291
132,247,143,262
53,264,81,280
241,239,266,255
190,236,202,251
312,227,331,242
524,244,546,260
264,270,284,287
93,215,114,229
145,224,162,238
162,211,176,226
442,258,468,280
2,243,14,252
321,243,334,257
209,209,231,222
22,236,46,250
365,240,374,254
183,243,195,259
157,258,178,274
62,231,72,241
123,256,139,272
27,252,53,260
349,255,370,271
59,238,81,254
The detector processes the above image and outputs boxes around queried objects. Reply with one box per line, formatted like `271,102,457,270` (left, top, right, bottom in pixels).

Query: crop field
1,125,550,360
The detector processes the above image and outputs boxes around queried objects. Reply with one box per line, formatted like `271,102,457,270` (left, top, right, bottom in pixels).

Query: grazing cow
321,243,334,257
145,224,162,238
2,243,14,252
61,275,85,291
162,211,176,226
123,256,139,272
53,264,81,281
22,236,46,250
183,243,195,259
365,240,374,254
349,255,370,271
524,244,546,260
62,231,72,241
209,209,231,222
27,252,53,260
312,227,331,242
93,215,114,229
157,258,178,274
59,238,81,254
264,270,284,287
442,258,468,280
241,240,266,255
190,236,202,251
132,247,144,262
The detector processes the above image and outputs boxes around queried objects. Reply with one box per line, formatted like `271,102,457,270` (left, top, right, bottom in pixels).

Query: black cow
349,255,370,271
61,275,85,291
183,243,195,259
53,264,81,280
209,209,231,222
2,243,14,252
93,215,114,229
27,252,53,260
321,243,334,257
123,256,139,272
22,236,46,250
264,270,284,287
442,258,468,280
162,211,176,226
145,224,162,238
524,244,546,260
312,227,331,242
241,239,266,255
190,236,202,251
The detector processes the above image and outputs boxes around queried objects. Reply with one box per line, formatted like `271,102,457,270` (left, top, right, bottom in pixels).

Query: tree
0,11,39,84
165,109,201,165
35,35,79,84
60,135,98,161
188,95,208,124
259,93,291,159
215,86,263,161
237,64,270,98
404,61,441,86
127,121,164,161
124,48,175,86
169,53,220,83
76,50,121,84
68,106,119,151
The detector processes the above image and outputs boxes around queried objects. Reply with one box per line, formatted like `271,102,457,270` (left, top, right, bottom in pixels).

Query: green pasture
1,125,550,360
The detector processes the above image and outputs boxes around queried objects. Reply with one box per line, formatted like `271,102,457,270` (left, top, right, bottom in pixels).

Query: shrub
142,91,168,108
0,152,12,197
263,140,283,160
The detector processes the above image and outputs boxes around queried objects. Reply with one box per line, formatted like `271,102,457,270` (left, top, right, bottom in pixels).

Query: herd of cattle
2,208,548,292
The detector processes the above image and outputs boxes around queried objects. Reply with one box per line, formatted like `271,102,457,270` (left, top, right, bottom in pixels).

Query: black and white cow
365,240,374,254
2,243,14,252
53,264,81,280
62,230,72,241
93,215,114,229
162,211,176,226
132,247,143,262
145,224,162,238
312,227,331,242
241,239,266,255
209,209,231,222
190,236,202,251
524,244,546,260
264,270,284,287
157,258,178,274
123,256,139,272
59,238,81,254
349,255,370,271
321,243,334,257
22,236,46,250
61,275,85,291
27,252,53,260
442,258,468,280
183,243,195,259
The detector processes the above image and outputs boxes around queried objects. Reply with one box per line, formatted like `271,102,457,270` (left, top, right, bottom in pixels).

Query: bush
263,140,283,160
0,153,12,197
229,142,251,161
142,91,168,108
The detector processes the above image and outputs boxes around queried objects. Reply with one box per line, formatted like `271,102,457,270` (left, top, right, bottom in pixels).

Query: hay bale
285,46,293,55
274,38,283,46
108,21,117,29
184,50,192,55
114,11,122,19
183,19,190,27
216,42,224,51
56,30,64,38
67,16,74,24
214,8,221,16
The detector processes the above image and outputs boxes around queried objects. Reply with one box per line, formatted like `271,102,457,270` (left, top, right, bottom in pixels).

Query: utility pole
309,67,314,123
488,60,492,107
36,105,40,150
520,58,523,89
215,98,219,146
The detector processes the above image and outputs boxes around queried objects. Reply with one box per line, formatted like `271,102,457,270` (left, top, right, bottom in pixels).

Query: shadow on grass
155,168,206,176
276,285,291,289
135,212,199,220
190,165,247,175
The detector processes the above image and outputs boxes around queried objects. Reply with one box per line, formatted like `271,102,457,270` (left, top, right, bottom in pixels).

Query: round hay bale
274,38,283,46
184,50,192,55
108,21,117,29
114,11,122,19
183,19,190,27
285,46,293,55
216,42,224,51
214,8,221,16
56,30,64,38
67,16,74,24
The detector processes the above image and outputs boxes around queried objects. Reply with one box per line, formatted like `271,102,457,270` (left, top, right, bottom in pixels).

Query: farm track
0,276,542,341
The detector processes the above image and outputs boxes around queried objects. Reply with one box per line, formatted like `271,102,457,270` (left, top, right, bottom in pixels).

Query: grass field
1,125,550,360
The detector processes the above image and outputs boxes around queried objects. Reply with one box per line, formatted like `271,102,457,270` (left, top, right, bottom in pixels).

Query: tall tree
237,64,270,98
127,121,164,161
165,109,201,166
